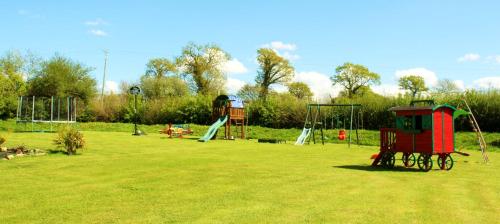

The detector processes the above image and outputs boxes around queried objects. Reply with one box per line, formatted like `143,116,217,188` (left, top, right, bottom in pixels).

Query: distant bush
248,93,307,128
53,126,85,155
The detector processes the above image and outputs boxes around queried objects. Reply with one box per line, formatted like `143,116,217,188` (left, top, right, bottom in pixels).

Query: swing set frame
303,103,362,147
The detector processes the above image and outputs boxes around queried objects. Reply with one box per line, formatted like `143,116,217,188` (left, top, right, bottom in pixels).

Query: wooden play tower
212,95,245,139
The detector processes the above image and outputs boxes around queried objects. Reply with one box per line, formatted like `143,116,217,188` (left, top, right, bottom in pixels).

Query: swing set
295,103,363,147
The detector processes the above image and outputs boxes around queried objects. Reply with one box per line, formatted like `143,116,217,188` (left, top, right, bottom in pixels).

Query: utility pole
101,50,108,103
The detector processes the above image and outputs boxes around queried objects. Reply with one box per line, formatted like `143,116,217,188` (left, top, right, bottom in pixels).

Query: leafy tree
0,51,29,119
288,82,313,100
331,62,380,98
398,75,428,98
176,43,229,95
434,79,460,93
0,51,27,93
28,55,96,102
145,58,177,78
140,76,189,98
255,48,294,100
142,58,184,99
237,84,260,101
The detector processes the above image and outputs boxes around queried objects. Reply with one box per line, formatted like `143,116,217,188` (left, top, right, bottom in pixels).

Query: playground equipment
295,104,362,147
457,98,489,163
372,100,478,171
16,96,77,132
198,95,246,142
161,124,193,138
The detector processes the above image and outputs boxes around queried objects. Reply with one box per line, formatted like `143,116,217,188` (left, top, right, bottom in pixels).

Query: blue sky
1,0,500,97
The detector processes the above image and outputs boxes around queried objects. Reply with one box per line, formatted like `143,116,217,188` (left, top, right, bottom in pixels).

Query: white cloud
222,58,248,74
84,18,108,26
496,56,500,63
270,84,288,93
89,29,108,37
458,53,480,62
226,78,246,94
453,80,465,90
262,41,297,51
473,77,500,89
293,71,342,100
394,68,438,87
372,84,406,96
105,81,119,94
282,51,300,61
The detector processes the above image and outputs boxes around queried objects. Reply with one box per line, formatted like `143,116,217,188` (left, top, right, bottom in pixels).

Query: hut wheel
437,154,454,171
402,153,416,167
383,152,396,168
417,154,433,172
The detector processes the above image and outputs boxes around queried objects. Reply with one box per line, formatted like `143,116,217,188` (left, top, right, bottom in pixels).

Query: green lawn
1,130,499,223
2,119,499,151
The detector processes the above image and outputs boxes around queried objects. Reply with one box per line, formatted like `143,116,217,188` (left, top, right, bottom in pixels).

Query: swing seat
338,129,346,140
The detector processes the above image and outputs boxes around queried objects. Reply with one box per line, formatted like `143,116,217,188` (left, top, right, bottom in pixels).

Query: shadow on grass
47,149,69,155
159,136,200,141
333,165,422,172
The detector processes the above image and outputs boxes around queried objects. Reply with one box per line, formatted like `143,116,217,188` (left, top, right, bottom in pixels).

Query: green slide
198,115,228,142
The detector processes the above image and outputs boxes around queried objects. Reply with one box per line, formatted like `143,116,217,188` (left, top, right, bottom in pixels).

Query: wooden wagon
372,100,470,171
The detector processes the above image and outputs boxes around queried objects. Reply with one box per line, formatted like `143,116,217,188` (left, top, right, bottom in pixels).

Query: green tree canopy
398,75,428,98
255,48,294,101
237,84,260,101
176,43,229,95
0,50,36,119
288,82,313,100
331,62,380,98
28,55,96,102
0,51,26,95
145,58,177,78
140,75,189,98
433,79,461,93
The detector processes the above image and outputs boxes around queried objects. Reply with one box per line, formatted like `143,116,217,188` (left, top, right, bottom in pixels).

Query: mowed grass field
1,131,499,223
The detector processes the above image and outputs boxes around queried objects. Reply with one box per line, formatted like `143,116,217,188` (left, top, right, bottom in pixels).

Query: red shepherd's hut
373,100,470,171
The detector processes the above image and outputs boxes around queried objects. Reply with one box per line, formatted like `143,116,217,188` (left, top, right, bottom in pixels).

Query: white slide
295,128,311,145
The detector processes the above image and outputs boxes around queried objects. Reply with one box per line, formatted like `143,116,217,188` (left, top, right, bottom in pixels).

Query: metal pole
349,104,354,148
58,98,60,121
67,97,70,123
32,96,35,132
16,96,19,121
74,98,77,122
356,110,360,144
50,96,54,132
318,105,324,145
20,96,23,120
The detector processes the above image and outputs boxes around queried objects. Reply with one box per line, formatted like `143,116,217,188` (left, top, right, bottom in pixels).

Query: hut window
396,116,405,129
422,115,432,130
397,115,428,132
396,116,414,130
402,116,413,130
415,115,422,130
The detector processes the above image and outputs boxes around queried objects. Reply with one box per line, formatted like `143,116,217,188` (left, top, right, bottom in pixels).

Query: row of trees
139,43,302,101
1,44,498,132
0,51,96,119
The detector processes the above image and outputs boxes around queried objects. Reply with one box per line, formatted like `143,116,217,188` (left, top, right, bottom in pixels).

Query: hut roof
389,104,457,112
